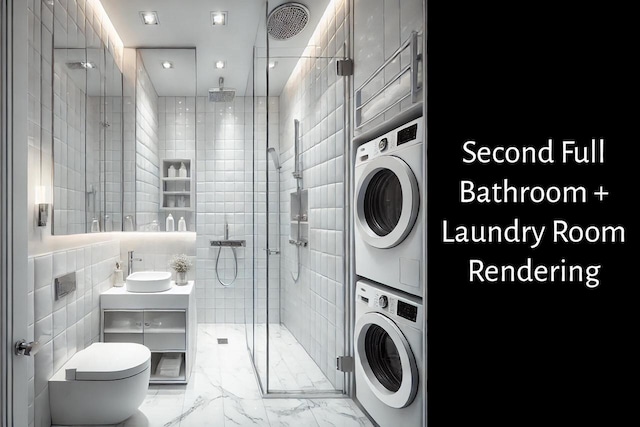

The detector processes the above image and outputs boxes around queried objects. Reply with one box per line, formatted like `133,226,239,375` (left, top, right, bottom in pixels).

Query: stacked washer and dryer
353,117,424,426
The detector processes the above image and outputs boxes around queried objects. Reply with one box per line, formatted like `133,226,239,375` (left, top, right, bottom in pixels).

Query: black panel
397,300,417,322
397,123,418,146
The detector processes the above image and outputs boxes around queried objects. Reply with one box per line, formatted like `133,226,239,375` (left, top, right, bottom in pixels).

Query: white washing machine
355,117,424,298
355,279,424,426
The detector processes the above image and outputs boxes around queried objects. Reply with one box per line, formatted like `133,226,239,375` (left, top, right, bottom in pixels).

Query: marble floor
254,324,336,392
116,324,372,427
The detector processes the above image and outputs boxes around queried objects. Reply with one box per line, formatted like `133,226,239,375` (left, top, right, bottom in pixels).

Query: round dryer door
355,155,420,249
355,312,419,408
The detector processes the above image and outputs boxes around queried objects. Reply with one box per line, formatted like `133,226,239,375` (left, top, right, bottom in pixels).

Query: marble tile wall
277,0,349,389
28,240,120,427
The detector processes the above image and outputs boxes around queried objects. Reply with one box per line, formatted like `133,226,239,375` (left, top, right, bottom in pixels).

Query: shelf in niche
162,177,191,182
160,207,194,212
163,191,191,195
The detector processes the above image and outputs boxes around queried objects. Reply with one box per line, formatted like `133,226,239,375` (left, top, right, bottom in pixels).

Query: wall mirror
52,22,124,235
130,48,197,232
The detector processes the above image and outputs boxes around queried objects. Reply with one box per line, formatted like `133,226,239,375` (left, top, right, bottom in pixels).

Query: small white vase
175,271,188,285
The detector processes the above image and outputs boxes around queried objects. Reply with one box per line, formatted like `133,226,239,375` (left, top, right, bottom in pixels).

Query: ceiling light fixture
268,61,277,69
140,11,159,25
215,60,225,69
161,61,173,69
211,11,228,26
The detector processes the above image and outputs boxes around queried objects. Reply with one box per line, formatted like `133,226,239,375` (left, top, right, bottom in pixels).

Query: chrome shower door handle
15,339,41,356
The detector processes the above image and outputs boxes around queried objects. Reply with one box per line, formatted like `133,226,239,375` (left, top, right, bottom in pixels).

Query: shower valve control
378,295,389,308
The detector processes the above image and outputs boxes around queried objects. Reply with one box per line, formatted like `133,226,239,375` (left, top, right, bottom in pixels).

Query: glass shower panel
248,0,269,394
266,51,346,394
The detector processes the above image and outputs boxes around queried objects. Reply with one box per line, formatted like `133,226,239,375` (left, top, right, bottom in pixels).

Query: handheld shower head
267,147,281,170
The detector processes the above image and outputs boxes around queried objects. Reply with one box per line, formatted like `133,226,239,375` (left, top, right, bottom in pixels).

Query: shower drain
217,338,228,344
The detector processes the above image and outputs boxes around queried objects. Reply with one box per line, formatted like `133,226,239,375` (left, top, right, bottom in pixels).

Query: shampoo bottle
179,162,187,177
166,214,175,232
178,216,187,231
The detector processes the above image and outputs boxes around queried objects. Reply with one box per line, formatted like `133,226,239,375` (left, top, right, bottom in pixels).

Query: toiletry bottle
150,219,160,231
178,216,187,231
166,213,175,232
114,261,124,287
91,218,100,232
179,162,187,177
168,164,176,178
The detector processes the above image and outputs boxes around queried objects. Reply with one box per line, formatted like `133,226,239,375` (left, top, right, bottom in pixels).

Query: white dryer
355,280,424,426
355,117,423,297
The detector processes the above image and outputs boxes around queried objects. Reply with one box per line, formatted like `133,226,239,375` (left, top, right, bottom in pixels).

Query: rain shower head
209,77,236,102
267,3,310,40
267,147,281,170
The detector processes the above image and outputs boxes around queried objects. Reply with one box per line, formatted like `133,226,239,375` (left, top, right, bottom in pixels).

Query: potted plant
169,254,192,285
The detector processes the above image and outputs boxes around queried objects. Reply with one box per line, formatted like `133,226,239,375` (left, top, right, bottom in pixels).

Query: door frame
1,0,29,425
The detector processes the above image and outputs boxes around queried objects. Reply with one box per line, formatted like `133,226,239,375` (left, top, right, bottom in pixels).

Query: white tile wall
195,96,280,324
353,0,423,132
117,232,196,282
158,96,197,231
27,1,125,425
135,51,160,231
29,240,120,427
277,0,349,389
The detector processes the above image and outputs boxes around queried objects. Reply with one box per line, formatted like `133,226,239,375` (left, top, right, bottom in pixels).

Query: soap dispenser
166,214,175,232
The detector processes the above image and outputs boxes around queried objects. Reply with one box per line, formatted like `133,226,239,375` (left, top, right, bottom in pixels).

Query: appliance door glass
356,155,419,249
355,312,419,408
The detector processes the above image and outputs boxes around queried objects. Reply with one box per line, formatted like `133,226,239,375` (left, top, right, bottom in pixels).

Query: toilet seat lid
66,343,151,381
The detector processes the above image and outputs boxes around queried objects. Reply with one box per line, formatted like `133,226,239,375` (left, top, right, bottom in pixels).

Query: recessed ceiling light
161,61,173,69
215,60,225,69
211,11,227,26
268,61,277,69
140,11,159,25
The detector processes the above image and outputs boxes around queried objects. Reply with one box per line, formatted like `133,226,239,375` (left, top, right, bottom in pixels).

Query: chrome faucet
127,250,142,276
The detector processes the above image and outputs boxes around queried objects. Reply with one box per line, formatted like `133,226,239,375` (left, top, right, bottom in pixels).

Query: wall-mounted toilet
49,342,150,426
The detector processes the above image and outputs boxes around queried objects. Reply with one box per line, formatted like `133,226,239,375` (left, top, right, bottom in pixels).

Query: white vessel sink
126,271,172,293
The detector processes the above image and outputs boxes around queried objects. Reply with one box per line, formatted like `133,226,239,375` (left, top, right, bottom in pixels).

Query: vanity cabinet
100,282,196,384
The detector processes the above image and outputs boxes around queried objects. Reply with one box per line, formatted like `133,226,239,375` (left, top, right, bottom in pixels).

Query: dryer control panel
356,280,422,325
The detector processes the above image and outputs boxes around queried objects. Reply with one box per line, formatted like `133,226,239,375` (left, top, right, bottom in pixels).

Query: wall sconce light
35,186,49,227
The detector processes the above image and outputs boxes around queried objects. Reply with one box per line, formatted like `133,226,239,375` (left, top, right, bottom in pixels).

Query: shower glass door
250,0,350,396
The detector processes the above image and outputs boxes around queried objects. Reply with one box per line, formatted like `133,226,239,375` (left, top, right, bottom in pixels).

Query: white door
1,0,29,425
355,155,420,249
355,312,419,408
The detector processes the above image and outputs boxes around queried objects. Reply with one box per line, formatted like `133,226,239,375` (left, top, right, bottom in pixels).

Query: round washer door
355,155,420,249
355,312,419,408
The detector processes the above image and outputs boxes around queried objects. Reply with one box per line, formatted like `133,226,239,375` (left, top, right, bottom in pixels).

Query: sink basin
126,271,172,293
